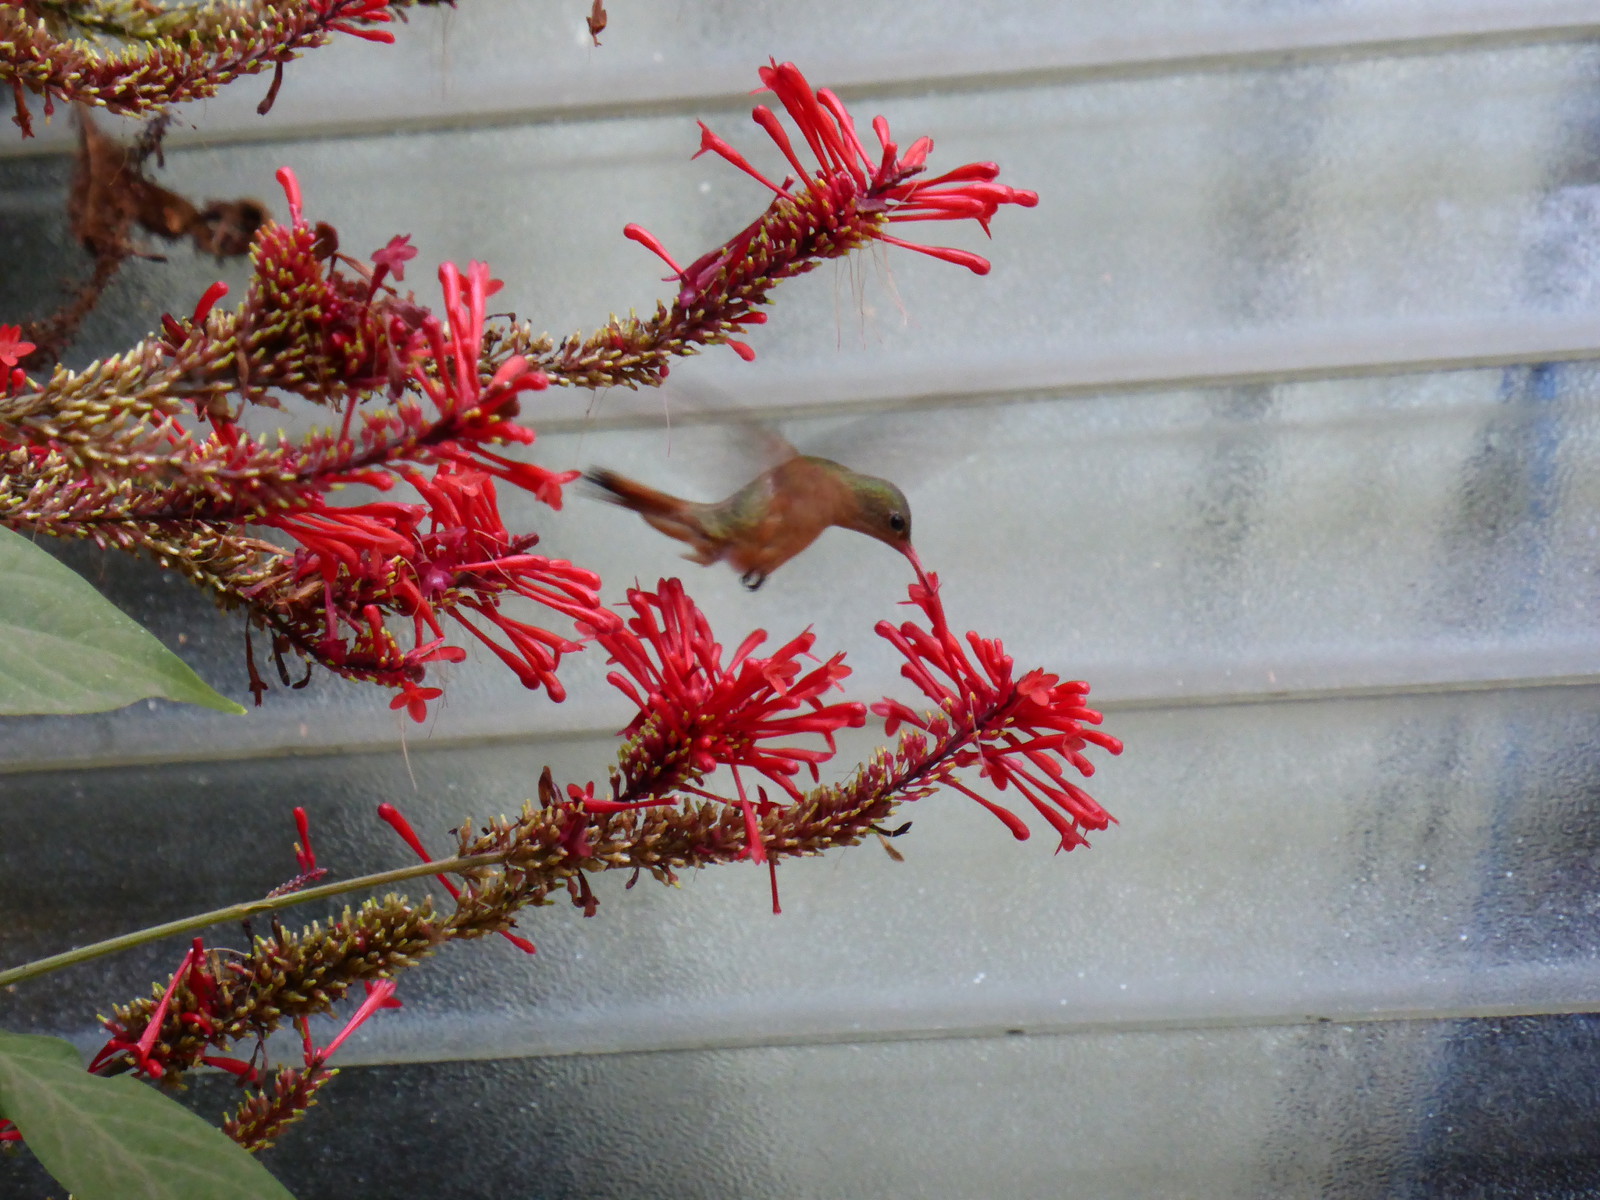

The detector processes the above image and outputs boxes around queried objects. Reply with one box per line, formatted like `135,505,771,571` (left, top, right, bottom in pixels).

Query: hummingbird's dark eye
888,511,907,534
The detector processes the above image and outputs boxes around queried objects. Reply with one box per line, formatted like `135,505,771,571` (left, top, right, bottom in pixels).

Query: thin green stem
0,851,506,989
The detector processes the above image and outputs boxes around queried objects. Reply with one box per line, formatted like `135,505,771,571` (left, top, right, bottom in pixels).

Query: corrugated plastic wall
7,3,1600,1196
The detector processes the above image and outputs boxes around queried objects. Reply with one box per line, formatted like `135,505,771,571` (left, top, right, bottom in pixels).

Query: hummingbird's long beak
900,543,931,592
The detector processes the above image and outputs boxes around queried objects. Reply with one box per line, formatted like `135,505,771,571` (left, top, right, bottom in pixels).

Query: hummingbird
585,454,914,590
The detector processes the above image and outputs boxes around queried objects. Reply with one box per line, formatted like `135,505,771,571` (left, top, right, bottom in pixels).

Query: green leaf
0,528,244,715
0,1031,295,1200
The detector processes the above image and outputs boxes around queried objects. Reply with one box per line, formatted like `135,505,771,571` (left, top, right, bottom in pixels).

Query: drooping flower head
621,61,1036,364
746,60,1039,271
250,462,610,718
873,552,1122,851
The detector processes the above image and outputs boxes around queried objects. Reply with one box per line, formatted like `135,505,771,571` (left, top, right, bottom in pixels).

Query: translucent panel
13,38,1600,400
2,360,1598,768
5,0,1596,152
8,683,1599,1064
7,11,1600,1200
8,39,1600,762
7,1015,1600,1198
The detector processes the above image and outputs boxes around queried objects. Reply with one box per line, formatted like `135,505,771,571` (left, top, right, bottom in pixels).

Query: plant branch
0,850,505,988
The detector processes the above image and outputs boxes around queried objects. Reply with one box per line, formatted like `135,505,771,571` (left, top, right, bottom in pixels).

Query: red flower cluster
747,60,1039,271
77,810,409,1102
77,942,401,1160
251,464,610,719
217,974,400,1152
625,59,1038,363
138,172,615,719
0,805,397,1150
163,169,566,498
215,193,612,717
873,556,1122,851
596,579,867,808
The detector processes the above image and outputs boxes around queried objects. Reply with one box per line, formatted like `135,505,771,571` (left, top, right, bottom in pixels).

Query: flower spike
596,60,1035,371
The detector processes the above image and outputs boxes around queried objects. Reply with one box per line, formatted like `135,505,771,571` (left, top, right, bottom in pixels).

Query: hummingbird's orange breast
714,457,855,577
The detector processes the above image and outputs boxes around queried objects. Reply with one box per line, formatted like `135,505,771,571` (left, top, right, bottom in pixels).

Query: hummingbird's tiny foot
740,568,767,591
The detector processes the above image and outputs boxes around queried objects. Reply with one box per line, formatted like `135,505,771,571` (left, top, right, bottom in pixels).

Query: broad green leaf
0,528,244,715
0,1032,295,1200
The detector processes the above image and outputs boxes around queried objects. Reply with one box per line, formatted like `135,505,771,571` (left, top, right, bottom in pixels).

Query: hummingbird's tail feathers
584,468,681,518
584,467,723,564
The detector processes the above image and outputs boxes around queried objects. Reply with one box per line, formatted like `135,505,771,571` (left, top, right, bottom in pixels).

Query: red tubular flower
317,979,402,1061
190,281,230,325
293,806,319,875
275,165,304,226
596,578,867,801
314,0,396,42
266,806,329,897
872,553,1122,852
566,780,675,815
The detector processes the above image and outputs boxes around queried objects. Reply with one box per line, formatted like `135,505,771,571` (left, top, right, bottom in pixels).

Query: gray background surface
6,3,1600,1196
